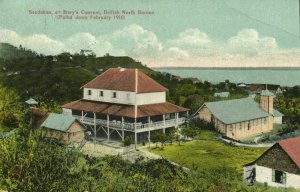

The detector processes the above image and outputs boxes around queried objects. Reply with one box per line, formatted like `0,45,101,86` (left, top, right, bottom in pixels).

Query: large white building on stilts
62,68,188,145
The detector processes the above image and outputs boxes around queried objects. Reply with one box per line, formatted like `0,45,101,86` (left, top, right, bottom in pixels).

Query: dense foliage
0,85,22,131
1,126,292,192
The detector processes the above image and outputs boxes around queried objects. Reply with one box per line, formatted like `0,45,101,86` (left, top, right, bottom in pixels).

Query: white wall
274,117,282,124
83,88,166,105
136,92,166,105
83,88,135,105
62,108,72,116
255,165,300,189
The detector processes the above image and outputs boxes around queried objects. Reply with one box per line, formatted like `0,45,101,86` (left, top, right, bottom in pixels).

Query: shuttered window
99,91,104,97
272,169,286,184
272,169,275,182
88,90,92,95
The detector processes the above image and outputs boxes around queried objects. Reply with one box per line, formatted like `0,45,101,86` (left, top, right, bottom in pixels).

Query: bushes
0,126,82,192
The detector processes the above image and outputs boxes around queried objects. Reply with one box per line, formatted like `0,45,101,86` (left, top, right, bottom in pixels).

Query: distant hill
0,43,38,60
0,43,157,104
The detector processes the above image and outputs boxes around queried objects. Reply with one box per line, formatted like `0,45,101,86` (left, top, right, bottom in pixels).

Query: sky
0,0,300,67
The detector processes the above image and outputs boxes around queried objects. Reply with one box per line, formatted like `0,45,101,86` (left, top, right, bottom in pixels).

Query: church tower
260,90,274,115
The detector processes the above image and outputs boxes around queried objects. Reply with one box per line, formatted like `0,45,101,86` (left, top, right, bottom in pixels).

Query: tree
158,133,168,149
173,128,182,146
123,136,132,160
181,127,198,140
183,94,204,114
149,131,169,149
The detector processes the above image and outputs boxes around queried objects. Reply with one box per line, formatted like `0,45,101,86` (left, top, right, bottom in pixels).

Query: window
112,92,117,98
88,90,92,96
239,123,242,130
272,169,286,184
99,91,104,97
248,121,252,130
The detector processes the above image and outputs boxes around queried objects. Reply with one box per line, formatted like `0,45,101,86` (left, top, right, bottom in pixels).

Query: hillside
0,43,250,114
0,43,156,106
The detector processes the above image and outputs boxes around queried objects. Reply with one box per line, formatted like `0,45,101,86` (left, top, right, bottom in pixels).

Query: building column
107,115,110,143
93,112,96,143
121,116,124,141
134,118,137,148
148,131,151,147
81,111,84,122
163,114,166,134
148,116,151,128
175,113,179,128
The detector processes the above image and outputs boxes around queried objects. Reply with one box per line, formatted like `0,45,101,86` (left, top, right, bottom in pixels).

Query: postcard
0,0,299,191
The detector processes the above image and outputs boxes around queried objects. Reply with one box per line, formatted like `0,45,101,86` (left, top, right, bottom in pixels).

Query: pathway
77,141,189,171
218,137,274,148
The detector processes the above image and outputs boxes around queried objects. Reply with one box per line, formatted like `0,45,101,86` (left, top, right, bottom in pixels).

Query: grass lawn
150,131,268,174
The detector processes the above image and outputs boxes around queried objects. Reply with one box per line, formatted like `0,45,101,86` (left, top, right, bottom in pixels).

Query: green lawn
150,131,267,173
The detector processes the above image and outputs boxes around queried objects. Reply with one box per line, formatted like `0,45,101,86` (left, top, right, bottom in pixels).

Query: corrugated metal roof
41,113,76,132
25,98,38,105
273,109,284,117
203,97,269,124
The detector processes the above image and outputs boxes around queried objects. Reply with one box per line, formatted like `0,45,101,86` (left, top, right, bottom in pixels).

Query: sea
155,68,300,87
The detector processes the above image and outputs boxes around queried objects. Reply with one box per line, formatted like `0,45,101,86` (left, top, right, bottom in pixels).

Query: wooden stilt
122,116,124,141
148,131,151,147
134,118,137,148
107,115,110,143
94,112,96,143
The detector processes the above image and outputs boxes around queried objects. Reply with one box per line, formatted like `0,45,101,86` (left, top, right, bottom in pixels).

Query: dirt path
219,137,274,148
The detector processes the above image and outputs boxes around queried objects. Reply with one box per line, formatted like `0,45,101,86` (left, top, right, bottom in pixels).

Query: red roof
83,68,168,93
279,137,300,169
62,100,188,118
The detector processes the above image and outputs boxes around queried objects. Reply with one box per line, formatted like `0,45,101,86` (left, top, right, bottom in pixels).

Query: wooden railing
72,115,185,131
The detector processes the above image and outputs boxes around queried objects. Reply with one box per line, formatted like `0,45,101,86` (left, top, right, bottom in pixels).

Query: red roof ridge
83,68,168,93
278,137,300,169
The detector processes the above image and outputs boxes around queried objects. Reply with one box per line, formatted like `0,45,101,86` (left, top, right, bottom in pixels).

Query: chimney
260,90,274,115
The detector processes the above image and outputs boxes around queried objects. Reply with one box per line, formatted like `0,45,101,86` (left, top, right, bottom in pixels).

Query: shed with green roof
41,113,85,143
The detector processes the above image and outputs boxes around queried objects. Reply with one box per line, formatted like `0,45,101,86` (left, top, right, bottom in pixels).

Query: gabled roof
62,100,188,118
41,113,77,132
244,137,300,170
278,137,300,169
83,68,168,93
25,98,38,105
273,109,284,117
200,97,269,124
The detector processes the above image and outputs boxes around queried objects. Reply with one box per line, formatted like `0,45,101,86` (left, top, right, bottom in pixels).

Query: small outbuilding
243,137,300,189
25,98,38,106
41,113,85,143
214,92,230,98
273,109,284,124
